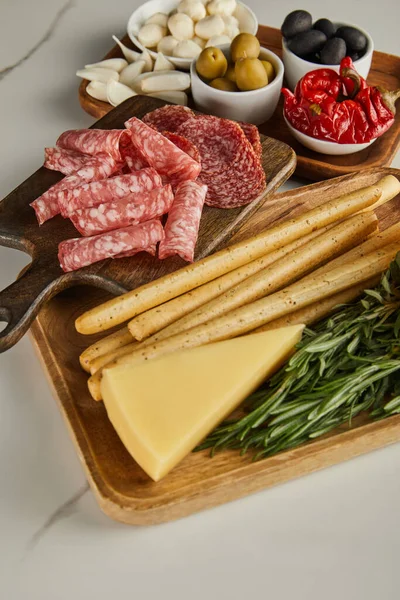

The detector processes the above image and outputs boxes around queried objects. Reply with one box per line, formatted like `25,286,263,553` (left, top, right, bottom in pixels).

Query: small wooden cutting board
0,95,296,352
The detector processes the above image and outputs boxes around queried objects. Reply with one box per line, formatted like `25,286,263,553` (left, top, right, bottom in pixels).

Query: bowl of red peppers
282,57,400,155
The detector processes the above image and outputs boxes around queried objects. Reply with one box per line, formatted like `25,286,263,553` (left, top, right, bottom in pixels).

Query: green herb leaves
198,253,400,458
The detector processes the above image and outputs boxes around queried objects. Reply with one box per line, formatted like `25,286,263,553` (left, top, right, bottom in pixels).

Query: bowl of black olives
281,10,373,90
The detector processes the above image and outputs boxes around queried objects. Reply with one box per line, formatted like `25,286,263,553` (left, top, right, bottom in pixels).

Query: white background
0,1,399,598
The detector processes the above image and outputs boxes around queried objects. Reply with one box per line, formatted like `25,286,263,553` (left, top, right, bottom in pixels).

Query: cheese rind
101,325,304,481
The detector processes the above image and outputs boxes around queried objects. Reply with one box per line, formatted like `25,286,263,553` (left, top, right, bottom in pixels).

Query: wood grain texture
79,26,400,181
0,96,295,352
30,167,400,525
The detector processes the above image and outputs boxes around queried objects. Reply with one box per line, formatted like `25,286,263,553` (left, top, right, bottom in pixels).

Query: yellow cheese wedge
101,325,304,481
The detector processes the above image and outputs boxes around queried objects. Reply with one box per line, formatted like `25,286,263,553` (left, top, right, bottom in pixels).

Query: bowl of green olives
191,39,284,124
281,10,373,90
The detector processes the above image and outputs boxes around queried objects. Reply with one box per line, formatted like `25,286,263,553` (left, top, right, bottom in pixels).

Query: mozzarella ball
168,13,194,41
195,15,225,39
222,14,240,38
177,0,206,22
205,34,231,47
138,23,166,48
207,0,237,17
157,35,179,55
145,12,168,27
193,35,206,48
173,39,202,58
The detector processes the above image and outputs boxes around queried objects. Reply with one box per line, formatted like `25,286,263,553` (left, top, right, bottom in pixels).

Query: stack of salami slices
31,105,265,273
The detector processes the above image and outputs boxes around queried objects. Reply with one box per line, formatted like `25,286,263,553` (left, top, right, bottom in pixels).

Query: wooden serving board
0,95,295,352
79,25,400,181
30,166,400,525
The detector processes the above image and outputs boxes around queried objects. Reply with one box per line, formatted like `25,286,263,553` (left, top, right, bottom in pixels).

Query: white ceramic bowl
282,23,374,90
191,46,284,125
127,0,258,70
284,116,376,155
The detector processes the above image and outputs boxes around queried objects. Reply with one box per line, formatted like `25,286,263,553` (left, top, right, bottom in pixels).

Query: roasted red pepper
282,57,400,143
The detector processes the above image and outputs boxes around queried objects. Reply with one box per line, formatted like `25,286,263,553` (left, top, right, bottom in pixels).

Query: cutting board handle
0,261,67,352
0,257,130,352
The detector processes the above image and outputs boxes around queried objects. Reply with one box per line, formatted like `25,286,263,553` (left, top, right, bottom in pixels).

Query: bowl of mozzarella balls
127,0,258,69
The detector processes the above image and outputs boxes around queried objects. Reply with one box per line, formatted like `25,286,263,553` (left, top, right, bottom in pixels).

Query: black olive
320,37,347,64
336,26,367,52
287,30,328,58
281,10,312,40
303,53,321,64
313,18,336,39
348,51,363,61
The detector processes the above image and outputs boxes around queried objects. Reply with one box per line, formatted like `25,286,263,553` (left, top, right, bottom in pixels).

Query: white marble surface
0,1,399,598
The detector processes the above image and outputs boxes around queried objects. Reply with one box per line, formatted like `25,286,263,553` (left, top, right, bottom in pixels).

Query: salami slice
238,122,263,159
31,154,119,225
124,118,201,184
199,132,266,208
44,148,91,175
161,131,201,163
70,184,174,236
58,168,163,218
159,180,207,262
120,134,149,171
202,160,266,208
57,129,130,162
177,116,247,176
142,105,194,133
116,244,157,259
58,219,164,272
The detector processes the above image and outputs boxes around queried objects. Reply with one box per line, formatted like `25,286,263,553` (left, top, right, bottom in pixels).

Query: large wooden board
0,95,295,352
79,26,400,181
30,166,400,525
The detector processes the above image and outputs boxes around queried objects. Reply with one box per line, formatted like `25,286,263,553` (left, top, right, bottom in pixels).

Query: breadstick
88,242,397,401
76,184,382,335
128,227,331,341
130,212,377,343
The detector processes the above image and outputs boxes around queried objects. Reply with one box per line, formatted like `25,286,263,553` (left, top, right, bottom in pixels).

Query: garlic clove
168,13,195,41
86,81,108,102
106,80,137,107
154,52,175,71
157,35,179,56
140,71,191,93
138,23,167,48
147,91,188,106
119,60,146,87
128,69,177,93
173,39,202,58
112,35,141,63
233,4,254,34
84,58,128,72
192,35,206,49
207,0,237,17
205,34,232,47
222,14,240,38
76,68,119,83
140,49,154,73
145,12,168,28
195,15,225,39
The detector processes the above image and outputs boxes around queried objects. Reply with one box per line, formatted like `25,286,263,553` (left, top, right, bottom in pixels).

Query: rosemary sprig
197,253,400,458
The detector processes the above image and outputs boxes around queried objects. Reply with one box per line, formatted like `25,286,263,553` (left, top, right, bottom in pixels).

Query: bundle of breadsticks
75,175,400,401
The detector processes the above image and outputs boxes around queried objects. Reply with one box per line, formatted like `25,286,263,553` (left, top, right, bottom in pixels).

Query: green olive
196,47,227,80
209,77,238,91
260,60,275,83
235,58,268,91
230,33,260,62
225,64,237,83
